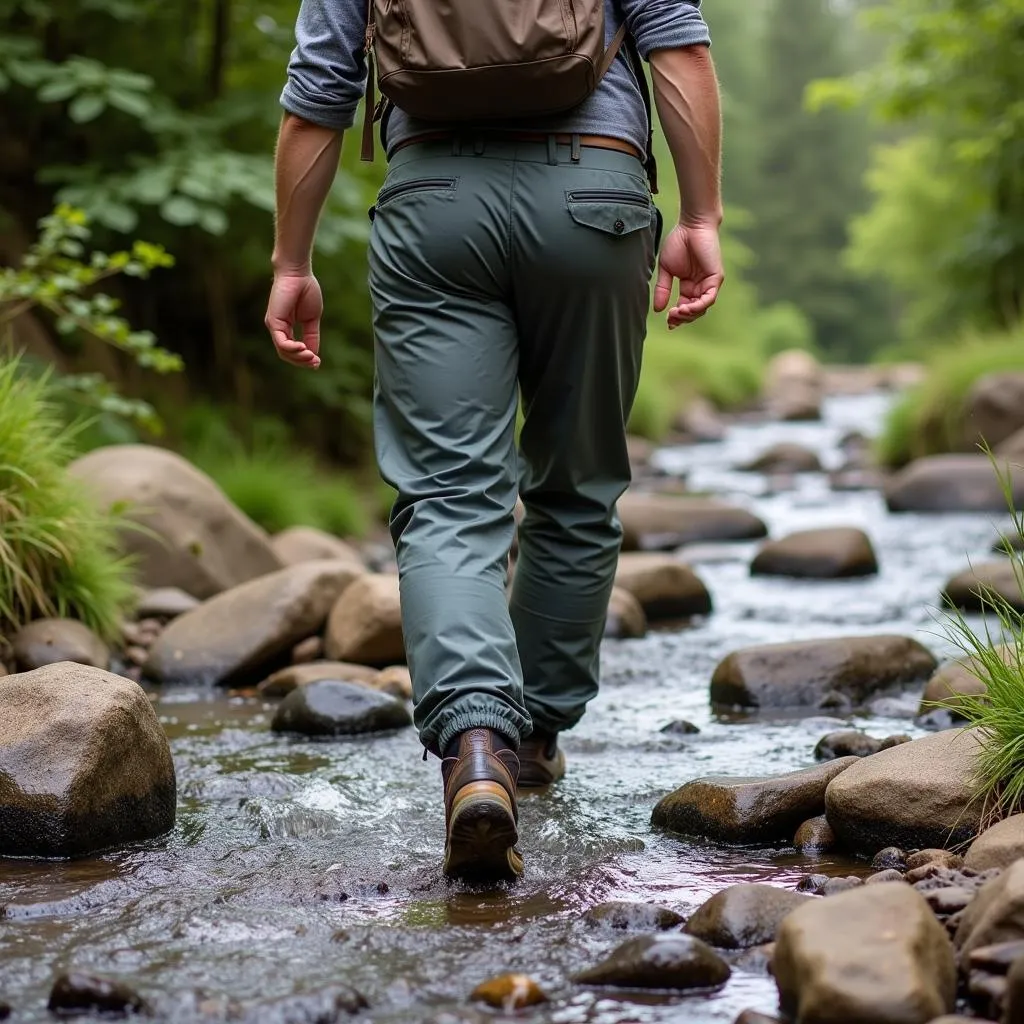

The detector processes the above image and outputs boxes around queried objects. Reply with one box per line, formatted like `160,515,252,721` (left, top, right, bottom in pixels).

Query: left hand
653,222,725,328
265,272,323,369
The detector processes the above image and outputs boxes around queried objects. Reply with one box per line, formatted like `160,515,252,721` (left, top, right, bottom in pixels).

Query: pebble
661,719,701,735
968,939,1024,973
906,849,965,872
470,974,547,1010
291,635,324,664
922,886,974,916
795,873,830,894
865,869,907,885
124,645,149,667
48,973,150,1017
819,876,863,897
574,934,731,990
237,984,367,1022
871,847,908,872
583,901,685,931
270,679,412,737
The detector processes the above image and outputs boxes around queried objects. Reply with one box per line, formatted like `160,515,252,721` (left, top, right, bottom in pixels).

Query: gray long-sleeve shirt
281,0,710,158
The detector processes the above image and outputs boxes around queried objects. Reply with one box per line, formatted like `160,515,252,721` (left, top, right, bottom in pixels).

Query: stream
0,391,1008,1023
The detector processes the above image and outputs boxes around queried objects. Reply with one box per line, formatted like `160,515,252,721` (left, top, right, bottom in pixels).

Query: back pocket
377,176,458,208
565,188,652,236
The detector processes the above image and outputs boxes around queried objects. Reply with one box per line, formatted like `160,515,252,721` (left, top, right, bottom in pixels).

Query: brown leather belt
393,131,643,162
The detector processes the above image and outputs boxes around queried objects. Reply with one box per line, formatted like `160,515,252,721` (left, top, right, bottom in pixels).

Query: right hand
653,222,725,328
264,271,324,369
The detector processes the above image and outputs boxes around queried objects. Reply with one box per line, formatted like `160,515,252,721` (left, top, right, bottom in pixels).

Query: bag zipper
567,189,649,206
377,177,456,206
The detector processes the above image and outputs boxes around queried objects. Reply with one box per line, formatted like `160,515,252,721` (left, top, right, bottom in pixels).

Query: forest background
1,0,1023,535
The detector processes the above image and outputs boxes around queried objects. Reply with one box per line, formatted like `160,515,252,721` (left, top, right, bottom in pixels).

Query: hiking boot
441,728,524,881
517,731,566,788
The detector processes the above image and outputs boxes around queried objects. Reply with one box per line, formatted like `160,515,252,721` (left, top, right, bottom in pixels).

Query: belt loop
571,133,581,162
546,133,558,166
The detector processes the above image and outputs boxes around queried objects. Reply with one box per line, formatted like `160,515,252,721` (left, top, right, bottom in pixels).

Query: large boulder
146,559,361,687
68,444,283,599
652,759,858,844
710,635,937,710
954,859,1024,958
604,586,648,639
824,728,984,856
963,373,1024,451
764,349,823,422
0,663,175,857
270,526,366,570
740,443,822,475
943,561,1024,613
772,883,956,1024
11,619,109,672
750,528,878,579
325,573,405,666
965,816,1024,873
684,884,810,949
918,647,1013,717
618,493,767,552
270,679,411,737
574,935,730,991
885,454,1024,513
614,553,712,621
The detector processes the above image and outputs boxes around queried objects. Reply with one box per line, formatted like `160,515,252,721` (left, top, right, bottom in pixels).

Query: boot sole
443,781,523,882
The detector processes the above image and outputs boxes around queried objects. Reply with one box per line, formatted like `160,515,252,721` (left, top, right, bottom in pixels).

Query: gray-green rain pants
367,136,659,754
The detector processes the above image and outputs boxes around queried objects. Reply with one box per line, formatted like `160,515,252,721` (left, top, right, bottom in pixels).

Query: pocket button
613,219,625,234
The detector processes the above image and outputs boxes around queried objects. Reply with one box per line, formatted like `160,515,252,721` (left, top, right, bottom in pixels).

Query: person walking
267,0,723,882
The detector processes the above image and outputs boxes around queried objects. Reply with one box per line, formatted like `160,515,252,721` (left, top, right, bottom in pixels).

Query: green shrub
939,461,1024,828
0,358,134,641
878,326,1024,467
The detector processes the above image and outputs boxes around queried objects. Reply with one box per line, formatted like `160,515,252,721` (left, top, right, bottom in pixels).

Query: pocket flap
566,190,653,236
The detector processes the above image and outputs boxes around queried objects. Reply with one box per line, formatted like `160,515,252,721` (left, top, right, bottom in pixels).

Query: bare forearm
650,46,723,228
272,113,344,274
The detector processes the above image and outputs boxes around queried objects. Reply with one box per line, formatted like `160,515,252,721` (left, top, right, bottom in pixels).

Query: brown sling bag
359,0,657,190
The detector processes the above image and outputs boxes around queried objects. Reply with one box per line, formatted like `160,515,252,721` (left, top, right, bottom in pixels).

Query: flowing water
0,392,1009,1023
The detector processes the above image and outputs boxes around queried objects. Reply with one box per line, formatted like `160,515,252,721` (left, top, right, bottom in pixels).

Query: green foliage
0,358,134,640
877,326,1024,467
817,0,1024,342
938,461,1024,827
0,205,178,431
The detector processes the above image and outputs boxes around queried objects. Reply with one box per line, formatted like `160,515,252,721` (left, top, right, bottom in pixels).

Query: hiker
267,0,723,881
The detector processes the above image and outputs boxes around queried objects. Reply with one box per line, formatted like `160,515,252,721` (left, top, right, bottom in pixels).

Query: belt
393,131,644,162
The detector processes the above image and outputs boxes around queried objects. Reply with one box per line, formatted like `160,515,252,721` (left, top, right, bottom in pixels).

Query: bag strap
360,0,378,161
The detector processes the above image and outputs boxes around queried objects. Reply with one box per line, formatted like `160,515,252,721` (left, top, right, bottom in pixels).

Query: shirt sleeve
621,0,711,60
280,0,369,130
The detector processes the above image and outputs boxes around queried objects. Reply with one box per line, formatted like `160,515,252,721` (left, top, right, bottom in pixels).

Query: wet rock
873,847,909,872
751,527,878,580
963,372,1024,451
922,887,974,916
733,1012,783,1024
796,873,830,894
943,561,1024,614
325,573,404,666
257,661,382,698
583,901,685,931
684,884,810,949
866,869,907,885
618,492,767,552
0,1000,8,1020
237,984,367,1022
652,758,858,844
764,349,823,421
289,638,321,666
11,619,109,673
794,815,837,854
604,586,648,639
69,444,284,599
966,939,1024,974
146,560,361,687
271,527,366,572
885,454,1024,514
48,972,150,1017
825,728,984,856
374,666,413,700
661,719,701,735
0,663,175,858
814,730,885,761
820,876,863,896
710,635,937,710
968,969,1007,1020
271,679,411,737
574,934,730,990
919,647,1013,718
955,860,1024,958
907,850,965,873
966,815,1024,873
470,974,547,1010
741,443,822,474
772,883,956,1023
614,553,712,621
1002,954,1024,1024
135,587,200,620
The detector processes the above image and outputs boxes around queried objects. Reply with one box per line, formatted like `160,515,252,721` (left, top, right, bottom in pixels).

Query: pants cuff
430,704,529,755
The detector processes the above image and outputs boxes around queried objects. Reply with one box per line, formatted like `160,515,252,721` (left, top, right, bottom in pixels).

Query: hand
653,222,725,328
265,272,323,369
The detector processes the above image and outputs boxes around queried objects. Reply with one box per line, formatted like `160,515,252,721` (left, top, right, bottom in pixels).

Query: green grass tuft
0,358,135,641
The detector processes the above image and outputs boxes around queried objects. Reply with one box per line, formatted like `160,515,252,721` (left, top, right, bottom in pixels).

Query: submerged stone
684,884,810,949
271,679,412,737
235,984,367,1023
583,901,684,932
793,815,837,854
751,527,878,579
470,974,548,1010
574,934,730,990
48,973,150,1017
